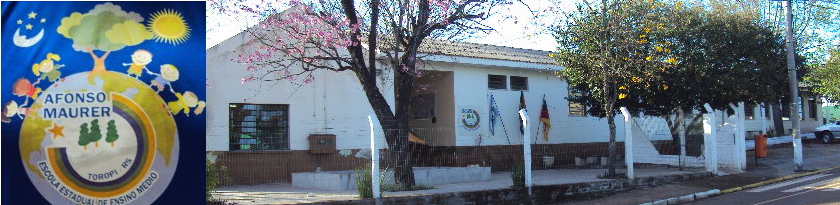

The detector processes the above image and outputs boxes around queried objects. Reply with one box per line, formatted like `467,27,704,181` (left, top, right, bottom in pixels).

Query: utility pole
784,0,803,171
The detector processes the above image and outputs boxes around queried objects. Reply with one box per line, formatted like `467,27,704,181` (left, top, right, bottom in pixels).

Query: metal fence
208,104,746,199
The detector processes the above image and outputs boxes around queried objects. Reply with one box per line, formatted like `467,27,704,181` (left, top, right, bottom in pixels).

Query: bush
354,163,382,199
206,152,229,201
382,183,434,192
511,163,525,188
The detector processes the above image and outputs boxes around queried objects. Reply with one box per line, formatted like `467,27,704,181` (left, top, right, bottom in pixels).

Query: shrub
206,152,229,201
511,163,525,187
355,163,378,199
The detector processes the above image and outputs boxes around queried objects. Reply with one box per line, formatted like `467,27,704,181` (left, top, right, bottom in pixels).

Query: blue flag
1,2,205,204
489,94,499,136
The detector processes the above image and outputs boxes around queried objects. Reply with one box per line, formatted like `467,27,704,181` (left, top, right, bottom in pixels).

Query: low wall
292,167,492,191
745,133,816,150
301,172,713,205
213,142,623,185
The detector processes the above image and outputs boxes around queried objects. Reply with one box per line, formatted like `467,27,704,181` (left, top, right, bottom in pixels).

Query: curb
637,189,719,205
719,165,840,194
637,165,840,205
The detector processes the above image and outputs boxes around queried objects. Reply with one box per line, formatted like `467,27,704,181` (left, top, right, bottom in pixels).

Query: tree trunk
352,65,415,186
607,110,617,177
390,68,416,186
87,49,110,83
772,102,785,135
677,108,686,171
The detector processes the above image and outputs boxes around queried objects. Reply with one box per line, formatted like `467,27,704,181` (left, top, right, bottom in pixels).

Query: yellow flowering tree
556,0,794,172
554,0,677,178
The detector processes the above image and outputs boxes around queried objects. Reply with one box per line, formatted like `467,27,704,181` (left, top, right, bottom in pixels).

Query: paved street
553,141,840,205
689,168,840,205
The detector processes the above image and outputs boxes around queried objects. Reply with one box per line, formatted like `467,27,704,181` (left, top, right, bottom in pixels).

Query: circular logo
460,108,481,131
19,72,178,204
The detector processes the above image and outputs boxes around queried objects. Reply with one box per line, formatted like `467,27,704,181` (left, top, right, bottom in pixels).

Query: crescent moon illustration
13,28,44,47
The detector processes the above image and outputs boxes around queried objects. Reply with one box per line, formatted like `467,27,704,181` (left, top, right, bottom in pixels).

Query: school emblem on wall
459,106,481,131
4,3,203,204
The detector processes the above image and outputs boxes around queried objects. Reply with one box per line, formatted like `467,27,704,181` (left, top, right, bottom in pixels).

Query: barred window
229,103,289,151
568,88,586,116
782,103,790,121
744,104,754,120
488,75,506,90
809,97,817,120
510,76,528,91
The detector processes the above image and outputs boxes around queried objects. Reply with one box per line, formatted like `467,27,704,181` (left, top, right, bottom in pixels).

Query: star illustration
25,24,32,30
40,18,46,23
48,123,65,139
28,11,37,19
17,19,22,24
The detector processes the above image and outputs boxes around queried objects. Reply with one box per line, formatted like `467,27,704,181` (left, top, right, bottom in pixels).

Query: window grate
488,75,506,90
229,103,290,151
568,88,586,116
510,76,528,91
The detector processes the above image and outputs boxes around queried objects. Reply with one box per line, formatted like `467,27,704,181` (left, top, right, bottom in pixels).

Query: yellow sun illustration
147,9,190,45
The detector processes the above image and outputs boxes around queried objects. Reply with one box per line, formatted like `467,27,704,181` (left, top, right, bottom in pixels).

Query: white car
815,121,840,144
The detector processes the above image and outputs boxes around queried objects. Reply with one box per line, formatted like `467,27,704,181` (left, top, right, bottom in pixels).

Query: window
744,104,754,120
229,103,289,151
765,104,771,119
568,88,586,116
510,76,528,91
809,98,817,120
782,103,790,121
488,75,506,90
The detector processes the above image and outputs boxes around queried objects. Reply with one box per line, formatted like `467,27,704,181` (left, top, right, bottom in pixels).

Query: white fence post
367,115,381,199
760,103,767,134
735,102,746,170
619,107,634,180
728,103,747,171
703,104,718,175
518,109,532,195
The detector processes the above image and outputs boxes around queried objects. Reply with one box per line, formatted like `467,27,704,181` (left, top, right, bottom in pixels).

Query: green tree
633,3,792,156
556,0,797,172
806,47,840,103
90,119,103,148
56,2,153,82
555,0,675,177
106,119,119,147
79,123,90,150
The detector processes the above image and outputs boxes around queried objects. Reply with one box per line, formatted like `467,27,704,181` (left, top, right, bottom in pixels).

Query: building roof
415,39,556,65
208,6,556,66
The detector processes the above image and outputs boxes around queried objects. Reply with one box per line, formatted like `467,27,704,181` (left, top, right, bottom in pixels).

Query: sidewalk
212,167,706,204
553,140,840,205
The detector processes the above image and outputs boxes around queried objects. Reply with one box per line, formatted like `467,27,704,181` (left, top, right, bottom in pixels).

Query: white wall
429,61,625,146
205,32,394,151
739,100,823,136
207,35,627,152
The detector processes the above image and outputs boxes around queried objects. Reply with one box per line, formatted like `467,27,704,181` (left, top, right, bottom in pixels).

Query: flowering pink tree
209,0,522,186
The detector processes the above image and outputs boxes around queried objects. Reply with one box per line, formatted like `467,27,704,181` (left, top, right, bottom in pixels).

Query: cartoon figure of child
123,49,152,78
2,101,27,123
168,91,205,116
150,64,179,93
32,53,63,82
13,78,41,100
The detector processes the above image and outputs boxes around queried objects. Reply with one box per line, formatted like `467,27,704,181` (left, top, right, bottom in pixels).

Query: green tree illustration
90,119,102,147
79,123,90,150
106,119,119,147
